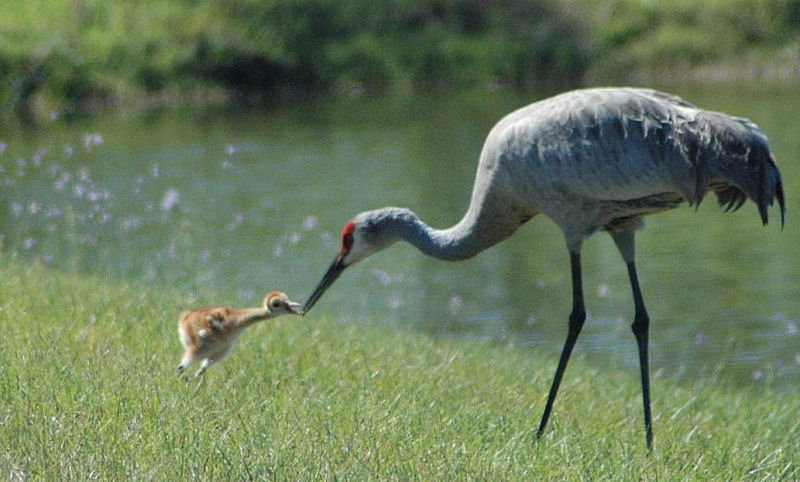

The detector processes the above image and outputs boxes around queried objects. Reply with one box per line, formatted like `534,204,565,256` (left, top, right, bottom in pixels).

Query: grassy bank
0,260,797,479
2,0,799,120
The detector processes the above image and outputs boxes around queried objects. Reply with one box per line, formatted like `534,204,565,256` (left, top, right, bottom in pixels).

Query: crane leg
537,250,586,440
611,228,653,450
626,261,653,451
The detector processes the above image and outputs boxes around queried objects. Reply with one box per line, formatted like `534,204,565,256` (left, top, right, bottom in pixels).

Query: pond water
2,85,799,391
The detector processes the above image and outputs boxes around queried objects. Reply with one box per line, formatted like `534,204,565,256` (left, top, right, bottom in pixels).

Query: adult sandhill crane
177,291,302,376
303,87,785,449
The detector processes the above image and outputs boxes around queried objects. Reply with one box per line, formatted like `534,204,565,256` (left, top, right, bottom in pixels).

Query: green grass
0,261,797,479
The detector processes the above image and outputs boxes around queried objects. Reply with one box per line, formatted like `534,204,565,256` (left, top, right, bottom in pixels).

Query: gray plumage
304,87,785,449
454,87,782,255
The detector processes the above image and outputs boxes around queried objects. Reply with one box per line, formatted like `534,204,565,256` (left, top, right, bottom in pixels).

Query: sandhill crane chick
177,291,302,376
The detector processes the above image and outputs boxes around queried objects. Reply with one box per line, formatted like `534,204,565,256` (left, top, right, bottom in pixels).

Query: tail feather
690,113,785,227
714,184,747,213
774,179,786,228
750,148,785,227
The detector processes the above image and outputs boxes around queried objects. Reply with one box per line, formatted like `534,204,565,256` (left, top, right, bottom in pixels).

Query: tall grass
0,260,797,479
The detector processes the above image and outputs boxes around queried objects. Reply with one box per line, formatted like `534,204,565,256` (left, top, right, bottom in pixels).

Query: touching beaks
287,301,304,316
304,254,347,314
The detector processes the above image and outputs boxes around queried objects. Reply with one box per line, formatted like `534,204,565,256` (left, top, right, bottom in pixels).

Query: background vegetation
1,0,799,119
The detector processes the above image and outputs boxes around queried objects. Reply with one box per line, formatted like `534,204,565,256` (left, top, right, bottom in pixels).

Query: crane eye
343,233,354,252
341,221,356,255
270,299,282,309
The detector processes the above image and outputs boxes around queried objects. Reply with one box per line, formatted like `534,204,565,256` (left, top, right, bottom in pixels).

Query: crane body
460,88,781,253
303,87,785,449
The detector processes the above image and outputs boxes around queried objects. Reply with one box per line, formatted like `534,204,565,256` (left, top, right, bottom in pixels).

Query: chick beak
287,301,304,316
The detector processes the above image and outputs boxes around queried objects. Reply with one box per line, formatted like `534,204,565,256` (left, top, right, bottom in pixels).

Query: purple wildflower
160,188,180,211
228,213,244,230
123,218,142,231
449,295,463,315
303,216,319,231
54,172,72,190
373,269,393,285
84,133,103,150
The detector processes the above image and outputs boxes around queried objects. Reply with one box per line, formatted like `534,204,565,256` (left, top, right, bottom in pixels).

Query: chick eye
270,300,282,309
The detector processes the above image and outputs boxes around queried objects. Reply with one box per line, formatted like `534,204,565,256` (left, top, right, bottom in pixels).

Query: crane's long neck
389,201,525,261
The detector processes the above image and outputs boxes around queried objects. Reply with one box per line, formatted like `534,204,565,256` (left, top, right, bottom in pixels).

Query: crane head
304,209,406,313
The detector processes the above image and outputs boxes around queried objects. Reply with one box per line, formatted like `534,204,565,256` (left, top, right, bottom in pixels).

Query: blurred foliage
572,0,800,81
0,0,798,119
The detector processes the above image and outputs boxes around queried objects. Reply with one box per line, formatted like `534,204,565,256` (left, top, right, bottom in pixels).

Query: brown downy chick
177,291,302,376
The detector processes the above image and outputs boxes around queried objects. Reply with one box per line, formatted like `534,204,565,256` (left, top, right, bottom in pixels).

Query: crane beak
304,254,346,314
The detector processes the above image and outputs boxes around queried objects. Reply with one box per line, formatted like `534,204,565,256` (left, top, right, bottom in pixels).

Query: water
2,86,799,390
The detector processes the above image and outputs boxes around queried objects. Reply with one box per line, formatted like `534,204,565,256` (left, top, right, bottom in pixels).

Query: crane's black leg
626,260,653,451
611,229,654,450
537,250,586,440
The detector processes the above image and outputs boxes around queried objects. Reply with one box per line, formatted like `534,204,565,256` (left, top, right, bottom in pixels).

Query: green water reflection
2,85,798,390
